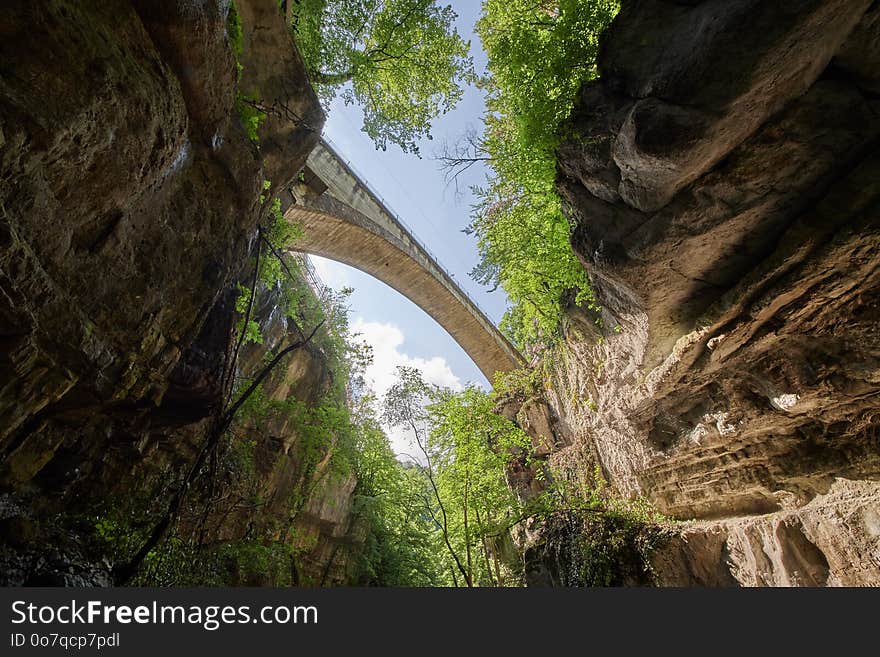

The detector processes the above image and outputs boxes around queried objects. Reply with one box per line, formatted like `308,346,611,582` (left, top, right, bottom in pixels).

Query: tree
467,114,597,348
382,366,531,586
477,0,618,154
291,0,475,154
382,366,472,584
347,396,444,586
442,0,618,349
428,386,531,586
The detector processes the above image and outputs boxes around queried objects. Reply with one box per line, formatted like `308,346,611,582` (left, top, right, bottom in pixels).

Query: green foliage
430,386,533,585
465,1,618,349
289,0,326,70
290,0,475,154
535,502,668,586
228,433,259,478
493,366,543,400
226,2,263,140
216,540,298,585
347,401,446,585
227,1,245,81
227,1,244,62
276,397,349,471
233,196,305,347
468,161,598,348
259,178,272,204
87,486,201,586
236,94,266,143
229,292,442,587
259,200,304,285
234,283,264,345
477,0,618,154
382,366,534,586
430,387,532,516
526,465,669,586
92,514,143,562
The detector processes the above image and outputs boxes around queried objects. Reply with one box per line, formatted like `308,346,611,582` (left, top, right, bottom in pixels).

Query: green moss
227,2,263,140
527,466,672,586
539,508,665,586
214,540,297,586
226,1,243,62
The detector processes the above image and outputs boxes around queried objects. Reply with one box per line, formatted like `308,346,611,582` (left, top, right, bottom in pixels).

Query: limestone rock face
223,283,362,587
567,0,874,213
0,0,356,585
652,479,880,587
551,0,880,584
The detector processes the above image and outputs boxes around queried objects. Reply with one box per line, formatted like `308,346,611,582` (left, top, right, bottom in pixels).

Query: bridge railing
291,251,329,303
318,135,503,331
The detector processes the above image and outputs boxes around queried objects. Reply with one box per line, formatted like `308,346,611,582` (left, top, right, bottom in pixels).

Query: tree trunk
475,506,496,586
463,459,473,587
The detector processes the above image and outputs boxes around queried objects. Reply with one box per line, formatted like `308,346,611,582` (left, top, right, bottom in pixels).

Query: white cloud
351,317,462,457
352,318,462,394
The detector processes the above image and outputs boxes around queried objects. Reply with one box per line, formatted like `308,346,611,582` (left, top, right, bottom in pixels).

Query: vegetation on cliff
0,0,665,588
467,0,619,349
290,0,475,154
88,199,368,584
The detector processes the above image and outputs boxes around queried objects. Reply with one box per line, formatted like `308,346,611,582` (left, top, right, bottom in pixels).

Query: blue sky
309,3,507,451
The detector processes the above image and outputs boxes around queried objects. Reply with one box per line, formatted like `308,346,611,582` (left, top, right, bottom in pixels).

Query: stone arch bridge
283,138,523,381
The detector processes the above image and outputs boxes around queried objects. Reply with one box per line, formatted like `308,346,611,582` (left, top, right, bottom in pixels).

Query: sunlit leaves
292,0,475,154
382,367,532,585
468,0,617,349
429,386,531,529
478,0,618,154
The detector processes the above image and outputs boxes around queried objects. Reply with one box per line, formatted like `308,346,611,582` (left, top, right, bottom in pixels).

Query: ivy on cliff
98,187,376,585
226,1,267,143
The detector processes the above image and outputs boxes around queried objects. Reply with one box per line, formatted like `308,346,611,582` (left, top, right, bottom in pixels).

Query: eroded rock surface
547,0,880,584
652,479,880,586
0,0,357,585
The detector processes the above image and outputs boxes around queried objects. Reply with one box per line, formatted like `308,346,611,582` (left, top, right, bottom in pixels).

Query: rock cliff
542,0,880,585
2,0,878,589
0,0,357,585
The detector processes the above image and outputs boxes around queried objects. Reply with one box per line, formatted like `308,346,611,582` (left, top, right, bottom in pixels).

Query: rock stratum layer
0,0,358,585
550,0,880,585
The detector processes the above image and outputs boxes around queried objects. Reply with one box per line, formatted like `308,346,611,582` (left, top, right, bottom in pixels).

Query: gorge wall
2,0,878,589
522,0,880,585
0,0,359,585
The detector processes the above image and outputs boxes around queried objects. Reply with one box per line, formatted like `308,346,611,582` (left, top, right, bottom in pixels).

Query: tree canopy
292,0,475,154
382,367,533,586
460,0,618,349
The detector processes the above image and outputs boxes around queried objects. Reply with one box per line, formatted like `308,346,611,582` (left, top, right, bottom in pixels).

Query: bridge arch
283,139,522,381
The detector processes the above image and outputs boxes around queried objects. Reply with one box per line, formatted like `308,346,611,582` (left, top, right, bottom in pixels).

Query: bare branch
433,127,492,196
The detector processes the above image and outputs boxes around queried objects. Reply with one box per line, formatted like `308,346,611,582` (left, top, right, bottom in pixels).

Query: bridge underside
284,190,523,382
